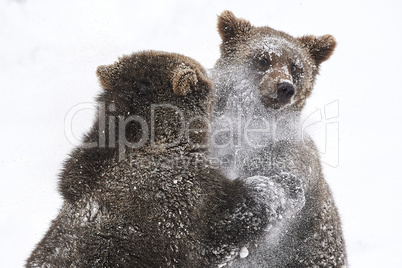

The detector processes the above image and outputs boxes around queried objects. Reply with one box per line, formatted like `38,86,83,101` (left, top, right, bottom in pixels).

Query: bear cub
211,11,347,267
26,51,305,268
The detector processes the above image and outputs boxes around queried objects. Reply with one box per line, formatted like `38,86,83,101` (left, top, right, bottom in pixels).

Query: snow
258,36,299,60
239,246,249,258
1,0,402,267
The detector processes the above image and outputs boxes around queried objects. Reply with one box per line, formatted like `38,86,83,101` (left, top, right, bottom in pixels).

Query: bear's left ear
298,34,336,66
96,63,121,90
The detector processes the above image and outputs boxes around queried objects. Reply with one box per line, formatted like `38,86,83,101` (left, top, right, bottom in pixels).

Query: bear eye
290,63,304,83
254,56,272,71
291,64,298,75
259,57,271,68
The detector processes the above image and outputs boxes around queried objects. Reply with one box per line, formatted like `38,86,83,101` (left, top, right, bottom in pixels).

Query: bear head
214,10,336,111
95,51,214,150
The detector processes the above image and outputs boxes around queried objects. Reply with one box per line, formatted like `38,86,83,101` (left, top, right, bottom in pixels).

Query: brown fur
26,51,305,267
211,11,347,267
215,10,336,112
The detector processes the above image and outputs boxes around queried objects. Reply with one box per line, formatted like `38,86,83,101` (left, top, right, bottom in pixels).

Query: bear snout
277,82,295,103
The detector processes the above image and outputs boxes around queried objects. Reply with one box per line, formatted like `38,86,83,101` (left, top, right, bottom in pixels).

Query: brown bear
26,51,305,267
210,11,347,267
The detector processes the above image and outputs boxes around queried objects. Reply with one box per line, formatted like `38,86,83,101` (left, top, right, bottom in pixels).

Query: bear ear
96,63,121,90
298,34,336,66
217,10,252,43
171,66,198,96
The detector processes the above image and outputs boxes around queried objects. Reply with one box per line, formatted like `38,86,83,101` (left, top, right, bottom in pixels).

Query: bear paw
243,173,305,224
272,172,305,213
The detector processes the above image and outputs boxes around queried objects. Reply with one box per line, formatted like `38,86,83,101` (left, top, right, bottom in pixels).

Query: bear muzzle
277,82,295,103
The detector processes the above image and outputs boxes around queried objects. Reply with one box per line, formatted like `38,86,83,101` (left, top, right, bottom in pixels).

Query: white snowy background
1,0,401,267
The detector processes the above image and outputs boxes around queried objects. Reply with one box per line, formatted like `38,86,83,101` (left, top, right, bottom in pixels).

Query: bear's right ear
171,65,212,96
217,10,252,43
171,66,198,96
96,63,121,90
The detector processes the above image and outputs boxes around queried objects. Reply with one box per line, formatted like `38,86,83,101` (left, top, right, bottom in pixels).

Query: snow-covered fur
26,51,305,268
210,11,347,267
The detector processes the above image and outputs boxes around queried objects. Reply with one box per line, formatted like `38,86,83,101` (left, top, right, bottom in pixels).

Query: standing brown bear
26,51,305,267
210,11,347,267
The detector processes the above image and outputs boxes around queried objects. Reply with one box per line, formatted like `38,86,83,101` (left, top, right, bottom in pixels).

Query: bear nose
277,82,295,103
